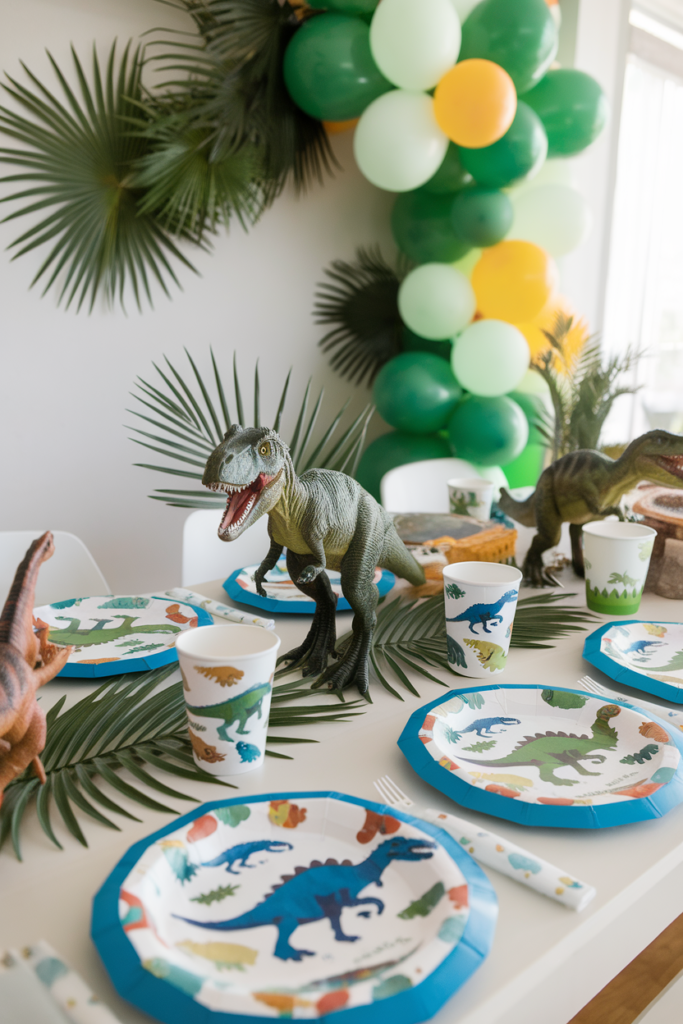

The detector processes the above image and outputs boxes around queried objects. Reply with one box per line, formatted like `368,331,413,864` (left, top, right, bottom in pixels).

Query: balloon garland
286,0,607,497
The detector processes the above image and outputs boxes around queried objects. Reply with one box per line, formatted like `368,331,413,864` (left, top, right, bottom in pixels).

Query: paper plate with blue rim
398,684,683,829
224,556,395,614
34,595,212,678
583,620,683,704
92,791,497,1024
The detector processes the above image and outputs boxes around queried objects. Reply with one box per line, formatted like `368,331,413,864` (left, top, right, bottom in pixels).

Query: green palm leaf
315,247,411,387
317,592,598,699
0,664,364,860
128,349,374,507
0,42,197,311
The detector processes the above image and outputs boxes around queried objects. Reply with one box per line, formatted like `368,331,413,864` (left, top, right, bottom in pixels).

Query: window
602,4,683,441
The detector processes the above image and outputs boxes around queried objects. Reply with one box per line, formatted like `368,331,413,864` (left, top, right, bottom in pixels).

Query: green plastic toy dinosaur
202,426,425,696
458,704,622,787
499,430,683,586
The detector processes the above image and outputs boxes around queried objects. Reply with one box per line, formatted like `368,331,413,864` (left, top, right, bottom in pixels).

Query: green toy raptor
202,426,425,696
499,430,683,586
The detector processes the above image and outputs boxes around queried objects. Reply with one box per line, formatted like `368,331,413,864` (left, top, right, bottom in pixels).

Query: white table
2,579,683,1024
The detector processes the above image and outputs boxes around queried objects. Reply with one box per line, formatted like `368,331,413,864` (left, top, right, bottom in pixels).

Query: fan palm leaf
316,592,598,699
128,348,375,507
0,42,197,311
315,247,411,387
0,664,364,860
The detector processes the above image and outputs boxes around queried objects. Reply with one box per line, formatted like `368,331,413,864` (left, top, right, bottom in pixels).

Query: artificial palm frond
147,0,337,196
533,313,641,460
315,247,412,387
128,348,375,508
0,664,364,860
324,592,598,699
0,42,197,311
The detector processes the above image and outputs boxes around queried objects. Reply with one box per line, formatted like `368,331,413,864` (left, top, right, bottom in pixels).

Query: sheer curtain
602,8,683,442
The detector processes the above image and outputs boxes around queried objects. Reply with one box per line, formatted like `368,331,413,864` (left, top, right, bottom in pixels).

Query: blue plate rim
398,683,683,829
583,620,683,705
52,598,213,678
223,565,396,615
91,790,497,1024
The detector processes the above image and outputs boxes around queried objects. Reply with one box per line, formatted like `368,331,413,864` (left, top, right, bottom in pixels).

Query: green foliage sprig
128,349,374,509
0,665,363,860
533,312,641,460
315,247,411,387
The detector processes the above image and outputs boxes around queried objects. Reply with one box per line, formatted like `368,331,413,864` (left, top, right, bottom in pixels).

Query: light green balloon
510,182,592,256
452,319,530,396
354,91,449,192
398,263,476,341
370,0,461,92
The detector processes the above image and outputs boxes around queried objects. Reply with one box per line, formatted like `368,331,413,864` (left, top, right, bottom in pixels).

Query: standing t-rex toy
499,430,683,586
0,533,72,806
203,426,425,696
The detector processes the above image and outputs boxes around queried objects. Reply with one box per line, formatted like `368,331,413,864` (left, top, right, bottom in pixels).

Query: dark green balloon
448,395,528,466
283,14,391,121
392,192,471,264
401,326,452,363
451,186,513,247
308,0,378,12
418,143,472,196
355,431,451,502
523,69,609,156
373,352,462,435
460,0,558,95
458,102,548,188
508,390,547,445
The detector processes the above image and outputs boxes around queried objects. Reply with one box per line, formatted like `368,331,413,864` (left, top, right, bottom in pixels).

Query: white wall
0,0,393,593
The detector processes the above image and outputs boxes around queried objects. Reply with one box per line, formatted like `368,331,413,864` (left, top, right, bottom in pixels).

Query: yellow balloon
472,240,558,323
433,59,517,149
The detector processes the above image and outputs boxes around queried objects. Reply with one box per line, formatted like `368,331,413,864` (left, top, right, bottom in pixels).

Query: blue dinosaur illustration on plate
446,590,518,635
176,836,436,961
201,839,292,875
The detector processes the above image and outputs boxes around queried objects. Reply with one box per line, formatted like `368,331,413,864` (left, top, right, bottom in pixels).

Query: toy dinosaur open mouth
649,455,683,481
207,471,280,535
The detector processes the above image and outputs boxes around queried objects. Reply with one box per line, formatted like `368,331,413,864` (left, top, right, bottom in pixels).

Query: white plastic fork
577,674,683,731
373,776,596,911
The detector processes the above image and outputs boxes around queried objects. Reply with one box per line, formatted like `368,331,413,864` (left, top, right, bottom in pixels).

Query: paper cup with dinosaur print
582,521,657,615
443,561,522,678
175,624,281,776
448,478,494,522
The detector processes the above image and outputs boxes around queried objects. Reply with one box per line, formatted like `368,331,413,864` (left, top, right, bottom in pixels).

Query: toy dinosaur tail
498,488,536,528
380,531,426,587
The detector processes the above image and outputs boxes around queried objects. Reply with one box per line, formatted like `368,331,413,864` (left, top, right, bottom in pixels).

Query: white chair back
380,458,481,513
0,531,110,607
182,510,271,587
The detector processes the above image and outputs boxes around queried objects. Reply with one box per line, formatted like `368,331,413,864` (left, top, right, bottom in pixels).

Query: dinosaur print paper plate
398,685,683,828
224,557,395,615
34,596,213,678
92,792,497,1024
584,621,683,704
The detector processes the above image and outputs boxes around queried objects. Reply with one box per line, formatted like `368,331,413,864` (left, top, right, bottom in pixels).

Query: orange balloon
323,118,359,134
472,241,559,323
433,59,517,149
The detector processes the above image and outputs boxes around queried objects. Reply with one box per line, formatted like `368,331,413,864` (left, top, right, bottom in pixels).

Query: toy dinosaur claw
297,565,323,585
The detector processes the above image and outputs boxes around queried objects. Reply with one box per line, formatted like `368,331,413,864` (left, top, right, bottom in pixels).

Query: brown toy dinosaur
0,532,72,806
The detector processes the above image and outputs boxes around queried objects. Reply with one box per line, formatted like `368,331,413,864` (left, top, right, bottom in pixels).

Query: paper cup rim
442,560,523,586
582,521,657,541
447,478,494,490
176,623,281,661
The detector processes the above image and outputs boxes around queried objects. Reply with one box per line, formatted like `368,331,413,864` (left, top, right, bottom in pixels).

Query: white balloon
370,0,461,92
452,319,530,397
354,91,449,192
510,183,593,257
398,263,476,340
